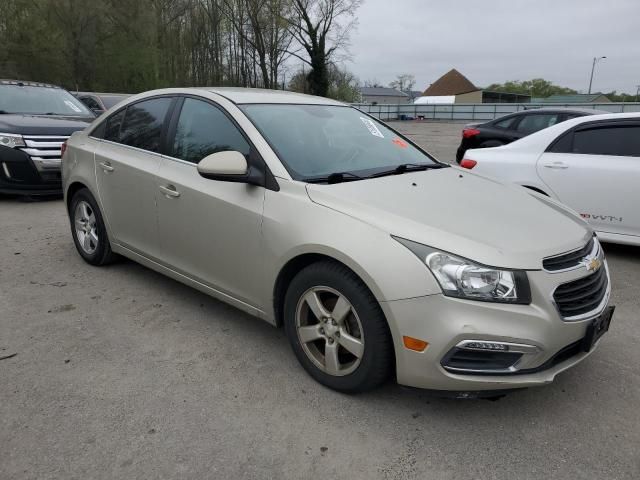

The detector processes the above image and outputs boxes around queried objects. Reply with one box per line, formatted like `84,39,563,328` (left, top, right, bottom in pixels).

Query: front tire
69,188,116,266
283,261,393,393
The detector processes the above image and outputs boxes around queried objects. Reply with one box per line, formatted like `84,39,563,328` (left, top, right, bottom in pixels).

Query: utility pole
588,56,606,94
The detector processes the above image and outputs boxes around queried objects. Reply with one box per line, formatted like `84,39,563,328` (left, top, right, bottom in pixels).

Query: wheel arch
272,252,383,329
65,181,90,214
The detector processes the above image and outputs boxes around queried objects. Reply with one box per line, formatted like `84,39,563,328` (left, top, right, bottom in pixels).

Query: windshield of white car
0,84,93,116
240,104,442,182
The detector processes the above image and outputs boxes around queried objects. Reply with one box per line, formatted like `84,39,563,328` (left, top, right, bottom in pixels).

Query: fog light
464,341,509,351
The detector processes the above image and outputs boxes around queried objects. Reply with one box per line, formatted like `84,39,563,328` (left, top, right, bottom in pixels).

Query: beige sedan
62,88,613,397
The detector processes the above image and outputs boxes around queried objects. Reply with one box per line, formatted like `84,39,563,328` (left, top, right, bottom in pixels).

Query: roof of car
76,92,131,97
506,107,607,116
199,87,345,105
0,79,61,88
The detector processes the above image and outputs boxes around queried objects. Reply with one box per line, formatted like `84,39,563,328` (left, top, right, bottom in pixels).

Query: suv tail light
462,128,480,139
60,141,68,158
460,159,477,169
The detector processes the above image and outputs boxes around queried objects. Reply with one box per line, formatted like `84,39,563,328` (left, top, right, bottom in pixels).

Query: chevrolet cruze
62,88,613,395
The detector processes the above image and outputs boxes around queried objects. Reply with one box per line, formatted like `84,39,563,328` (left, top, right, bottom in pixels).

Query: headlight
0,133,25,148
394,237,531,304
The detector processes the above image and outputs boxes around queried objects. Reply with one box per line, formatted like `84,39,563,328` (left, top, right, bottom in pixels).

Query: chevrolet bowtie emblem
584,257,602,272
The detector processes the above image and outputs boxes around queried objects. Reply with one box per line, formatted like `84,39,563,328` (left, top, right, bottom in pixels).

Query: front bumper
381,263,611,392
0,145,62,195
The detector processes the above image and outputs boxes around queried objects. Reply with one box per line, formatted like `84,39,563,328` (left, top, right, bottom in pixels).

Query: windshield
0,84,93,116
240,104,439,181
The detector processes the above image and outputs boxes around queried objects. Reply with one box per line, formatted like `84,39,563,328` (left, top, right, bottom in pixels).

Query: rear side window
171,98,251,164
493,116,517,129
516,114,560,134
120,98,172,153
104,109,126,141
573,125,640,157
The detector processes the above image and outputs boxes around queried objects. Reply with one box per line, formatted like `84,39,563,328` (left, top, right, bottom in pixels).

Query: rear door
155,96,266,306
95,97,174,260
537,120,640,237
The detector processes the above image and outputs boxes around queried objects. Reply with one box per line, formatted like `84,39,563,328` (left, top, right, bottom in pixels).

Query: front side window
171,98,250,164
0,83,93,116
572,125,640,157
516,114,560,134
240,104,438,180
104,109,126,142
119,98,172,153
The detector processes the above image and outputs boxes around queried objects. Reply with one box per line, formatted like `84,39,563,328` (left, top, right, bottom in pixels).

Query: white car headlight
0,133,25,148
395,237,531,304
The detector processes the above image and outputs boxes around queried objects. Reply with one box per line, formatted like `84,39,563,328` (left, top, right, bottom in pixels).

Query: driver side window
171,98,250,164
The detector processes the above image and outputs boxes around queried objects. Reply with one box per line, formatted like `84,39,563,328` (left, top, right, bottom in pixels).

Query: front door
156,97,265,306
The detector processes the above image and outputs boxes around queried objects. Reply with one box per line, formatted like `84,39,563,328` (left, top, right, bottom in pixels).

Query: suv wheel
69,188,116,266
284,261,393,393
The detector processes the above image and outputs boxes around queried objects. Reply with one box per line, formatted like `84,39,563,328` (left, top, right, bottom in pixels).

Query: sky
345,0,640,95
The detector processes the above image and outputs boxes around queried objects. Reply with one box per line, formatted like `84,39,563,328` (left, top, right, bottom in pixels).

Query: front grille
19,135,69,171
543,237,595,271
553,267,608,318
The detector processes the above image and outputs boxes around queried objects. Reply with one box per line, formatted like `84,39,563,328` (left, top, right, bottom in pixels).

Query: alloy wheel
74,200,99,255
295,286,365,376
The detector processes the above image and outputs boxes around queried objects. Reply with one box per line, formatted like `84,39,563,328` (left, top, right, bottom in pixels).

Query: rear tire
283,261,394,393
69,188,117,266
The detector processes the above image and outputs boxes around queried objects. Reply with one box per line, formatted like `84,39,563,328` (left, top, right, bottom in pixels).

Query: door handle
159,185,180,198
543,162,568,170
99,161,114,172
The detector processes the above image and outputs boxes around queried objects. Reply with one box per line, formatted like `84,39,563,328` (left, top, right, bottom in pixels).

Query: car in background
0,80,95,196
75,92,131,115
460,112,640,246
63,88,613,396
456,108,604,163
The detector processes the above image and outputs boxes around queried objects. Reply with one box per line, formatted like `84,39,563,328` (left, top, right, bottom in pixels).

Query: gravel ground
1,122,639,480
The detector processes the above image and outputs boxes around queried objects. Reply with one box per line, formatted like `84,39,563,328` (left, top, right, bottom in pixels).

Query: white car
460,112,640,246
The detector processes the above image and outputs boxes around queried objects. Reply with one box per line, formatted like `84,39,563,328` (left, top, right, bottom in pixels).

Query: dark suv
455,108,603,163
0,80,95,195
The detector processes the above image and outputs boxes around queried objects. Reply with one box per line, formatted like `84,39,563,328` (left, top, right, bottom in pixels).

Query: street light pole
588,56,606,94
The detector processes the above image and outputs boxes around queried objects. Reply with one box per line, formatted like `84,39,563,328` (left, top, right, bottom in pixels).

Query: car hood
306,167,591,269
0,114,94,135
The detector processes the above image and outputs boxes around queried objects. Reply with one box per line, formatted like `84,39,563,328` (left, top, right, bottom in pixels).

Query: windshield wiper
306,171,364,184
370,163,446,178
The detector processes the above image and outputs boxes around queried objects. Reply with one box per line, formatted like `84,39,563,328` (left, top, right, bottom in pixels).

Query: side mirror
91,108,104,115
197,150,249,182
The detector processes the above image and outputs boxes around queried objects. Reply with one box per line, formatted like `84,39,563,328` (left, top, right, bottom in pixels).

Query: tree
288,63,360,102
485,79,577,98
389,74,415,93
282,0,362,97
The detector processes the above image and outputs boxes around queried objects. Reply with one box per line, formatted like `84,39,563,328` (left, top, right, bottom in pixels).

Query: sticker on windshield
392,137,408,148
359,117,384,138
64,100,82,113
